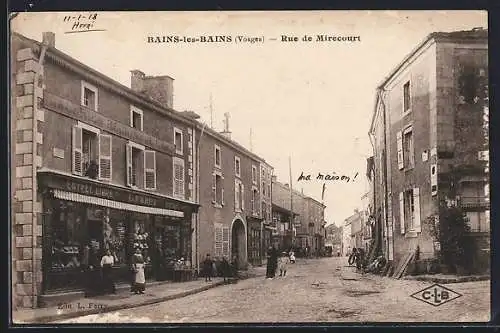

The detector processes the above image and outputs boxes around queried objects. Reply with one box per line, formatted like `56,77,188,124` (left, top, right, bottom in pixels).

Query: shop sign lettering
43,93,174,155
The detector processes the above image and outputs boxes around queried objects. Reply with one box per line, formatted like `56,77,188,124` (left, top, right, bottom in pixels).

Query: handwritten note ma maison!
297,171,359,183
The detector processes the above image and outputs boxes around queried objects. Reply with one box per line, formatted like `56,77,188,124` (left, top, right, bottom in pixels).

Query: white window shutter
98,134,112,181
72,126,83,175
221,186,225,206
397,131,404,170
410,133,415,167
126,143,133,186
234,180,239,210
413,187,421,232
222,227,230,258
215,225,223,257
173,158,185,197
144,150,156,190
241,184,245,210
212,174,216,203
431,163,438,196
399,191,405,234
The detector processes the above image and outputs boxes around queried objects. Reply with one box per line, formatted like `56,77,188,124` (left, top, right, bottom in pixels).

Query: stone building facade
369,28,489,272
11,32,200,309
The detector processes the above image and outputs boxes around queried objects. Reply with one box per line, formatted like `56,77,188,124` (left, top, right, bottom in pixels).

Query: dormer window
130,106,143,131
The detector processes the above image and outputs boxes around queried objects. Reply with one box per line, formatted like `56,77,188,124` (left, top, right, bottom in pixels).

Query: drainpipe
32,43,48,307
379,89,391,260
195,122,207,274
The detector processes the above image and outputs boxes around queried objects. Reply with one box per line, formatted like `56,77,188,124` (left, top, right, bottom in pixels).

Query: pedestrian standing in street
202,253,213,282
278,251,290,277
131,248,146,294
265,246,275,279
289,250,296,264
100,249,116,294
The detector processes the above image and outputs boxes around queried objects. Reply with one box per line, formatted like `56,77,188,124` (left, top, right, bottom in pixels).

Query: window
466,211,488,233
215,145,221,169
267,184,271,198
81,81,98,111
130,106,143,131
234,156,241,177
262,202,266,220
234,179,244,211
252,165,257,184
403,81,411,113
174,128,183,155
399,187,421,234
72,122,111,181
262,181,266,197
173,157,185,198
397,126,414,170
212,172,224,206
251,188,259,215
126,141,146,187
144,150,156,190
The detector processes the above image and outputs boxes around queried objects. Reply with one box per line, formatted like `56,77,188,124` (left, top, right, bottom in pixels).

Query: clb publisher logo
410,284,462,306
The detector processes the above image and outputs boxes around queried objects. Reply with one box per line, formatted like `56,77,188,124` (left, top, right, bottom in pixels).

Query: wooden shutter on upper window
72,126,83,175
173,158,185,197
241,184,245,210
98,134,112,181
144,150,156,190
399,192,405,234
126,143,133,186
212,173,216,203
413,187,421,232
397,131,404,170
222,227,230,258
234,180,239,210
221,175,225,206
214,225,223,257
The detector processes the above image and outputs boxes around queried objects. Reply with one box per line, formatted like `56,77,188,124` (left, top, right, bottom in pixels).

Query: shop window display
51,201,84,271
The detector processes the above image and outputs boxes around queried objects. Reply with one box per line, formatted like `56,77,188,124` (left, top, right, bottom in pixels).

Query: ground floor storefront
35,171,198,305
247,218,263,266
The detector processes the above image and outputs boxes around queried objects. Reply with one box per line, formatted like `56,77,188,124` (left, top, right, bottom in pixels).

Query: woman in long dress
100,249,116,294
131,249,146,294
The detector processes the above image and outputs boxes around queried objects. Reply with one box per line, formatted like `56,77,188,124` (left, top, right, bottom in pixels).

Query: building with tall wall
369,28,489,273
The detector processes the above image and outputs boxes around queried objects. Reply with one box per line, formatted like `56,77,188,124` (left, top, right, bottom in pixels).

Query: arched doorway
231,219,246,269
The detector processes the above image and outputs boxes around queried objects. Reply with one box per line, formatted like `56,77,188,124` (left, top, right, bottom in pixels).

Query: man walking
202,253,214,282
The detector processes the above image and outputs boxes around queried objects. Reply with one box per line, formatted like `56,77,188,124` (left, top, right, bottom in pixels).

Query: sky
11,11,487,227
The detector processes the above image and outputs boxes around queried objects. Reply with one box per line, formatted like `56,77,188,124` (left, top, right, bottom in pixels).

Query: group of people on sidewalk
266,246,295,279
82,247,147,297
201,254,238,283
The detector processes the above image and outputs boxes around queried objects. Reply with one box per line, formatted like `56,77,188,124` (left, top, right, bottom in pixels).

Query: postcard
9,10,490,324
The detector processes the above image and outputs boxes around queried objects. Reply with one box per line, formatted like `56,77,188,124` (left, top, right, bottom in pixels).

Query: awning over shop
52,189,184,218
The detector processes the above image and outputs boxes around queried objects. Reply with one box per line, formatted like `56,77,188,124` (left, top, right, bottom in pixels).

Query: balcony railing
459,196,489,209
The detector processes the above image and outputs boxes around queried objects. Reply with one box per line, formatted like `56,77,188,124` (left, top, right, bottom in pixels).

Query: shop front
38,170,198,295
247,217,262,266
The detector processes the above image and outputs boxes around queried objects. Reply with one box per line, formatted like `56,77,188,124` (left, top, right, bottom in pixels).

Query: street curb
17,280,227,324
403,275,490,284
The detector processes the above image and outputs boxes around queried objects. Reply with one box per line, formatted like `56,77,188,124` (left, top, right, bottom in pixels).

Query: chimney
130,70,146,93
130,70,174,109
220,112,232,140
42,32,55,47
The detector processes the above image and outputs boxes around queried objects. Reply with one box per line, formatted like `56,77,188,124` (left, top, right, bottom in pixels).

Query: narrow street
58,257,490,323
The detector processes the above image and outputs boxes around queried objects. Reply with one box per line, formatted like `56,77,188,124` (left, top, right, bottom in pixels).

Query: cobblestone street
58,257,490,323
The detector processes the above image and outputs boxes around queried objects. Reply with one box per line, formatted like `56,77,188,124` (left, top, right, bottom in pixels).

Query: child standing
278,251,290,277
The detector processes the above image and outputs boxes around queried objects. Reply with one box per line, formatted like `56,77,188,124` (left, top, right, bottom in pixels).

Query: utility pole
209,93,214,129
250,128,253,152
289,156,294,250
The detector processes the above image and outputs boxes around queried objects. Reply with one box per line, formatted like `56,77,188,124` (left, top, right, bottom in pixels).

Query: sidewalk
13,278,227,324
403,273,490,284
14,265,267,324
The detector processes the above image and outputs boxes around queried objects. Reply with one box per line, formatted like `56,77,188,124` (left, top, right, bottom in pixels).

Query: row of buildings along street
10,31,327,310
334,28,490,278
